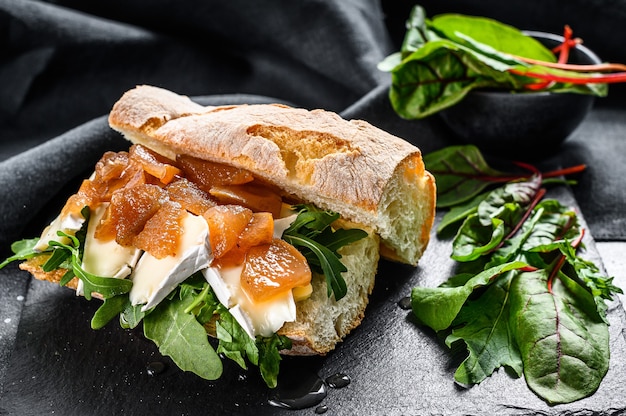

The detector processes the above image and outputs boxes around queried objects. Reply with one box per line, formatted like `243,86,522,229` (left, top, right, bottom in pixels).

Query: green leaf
257,334,292,389
423,145,508,208
215,308,259,370
437,191,488,236
120,302,146,329
0,238,42,269
411,261,527,331
509,269,610,404
451,215,505,262
92,295,129,330
380,5,607,119
558,241,623,323
144,290,222,381
445,272,523,386
431,14,555,62
282,204,366,301
48,235,132,300
284,234,348,299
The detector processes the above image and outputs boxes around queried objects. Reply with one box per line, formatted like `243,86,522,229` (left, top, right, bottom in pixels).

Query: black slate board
1,188,625,416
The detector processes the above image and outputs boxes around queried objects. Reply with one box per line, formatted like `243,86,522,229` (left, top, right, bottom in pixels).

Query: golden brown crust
19,256,78,289
109,85,435,265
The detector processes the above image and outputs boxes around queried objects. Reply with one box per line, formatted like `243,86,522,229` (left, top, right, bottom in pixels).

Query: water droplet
315,404,329,414
268,373,327,410
325,373,351,389
146,361,166,376
397,296,412,310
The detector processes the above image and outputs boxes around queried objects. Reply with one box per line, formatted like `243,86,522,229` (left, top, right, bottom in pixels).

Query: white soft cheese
81,203,141,278
129,212,210,311
77,203,141,296
34,211,86,251
203,265,296,339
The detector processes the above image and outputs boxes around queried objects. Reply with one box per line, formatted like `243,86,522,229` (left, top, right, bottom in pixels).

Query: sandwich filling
15,143,368,386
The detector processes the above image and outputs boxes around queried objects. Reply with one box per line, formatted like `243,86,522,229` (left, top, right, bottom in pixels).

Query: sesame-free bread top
109,85,436,265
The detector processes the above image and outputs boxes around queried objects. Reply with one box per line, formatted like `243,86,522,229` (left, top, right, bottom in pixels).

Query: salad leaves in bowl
379,6,618,155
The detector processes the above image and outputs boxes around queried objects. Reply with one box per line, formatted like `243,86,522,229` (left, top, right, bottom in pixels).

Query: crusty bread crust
109,85,435,265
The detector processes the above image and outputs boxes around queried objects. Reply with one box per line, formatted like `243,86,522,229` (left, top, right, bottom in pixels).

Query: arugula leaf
257,334,292,389
144,287,223,381
0,238,43,269
45,232,132,300
92,295,129,330
215,307,259,370
282,204,367,301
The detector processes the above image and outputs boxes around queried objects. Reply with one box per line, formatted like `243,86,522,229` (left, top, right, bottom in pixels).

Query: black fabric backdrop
1,0,626,414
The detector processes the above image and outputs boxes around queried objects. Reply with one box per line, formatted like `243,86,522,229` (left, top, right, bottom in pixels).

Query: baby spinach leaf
144,290,223,381
509,269,609,404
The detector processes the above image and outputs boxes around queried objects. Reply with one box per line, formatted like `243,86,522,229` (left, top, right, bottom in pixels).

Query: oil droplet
398,296,412,310
146,361,166,376
268,373,327,410
315,404,328,414
325,373,350,389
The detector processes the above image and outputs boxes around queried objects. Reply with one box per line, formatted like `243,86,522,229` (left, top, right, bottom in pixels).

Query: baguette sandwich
3,85,436,386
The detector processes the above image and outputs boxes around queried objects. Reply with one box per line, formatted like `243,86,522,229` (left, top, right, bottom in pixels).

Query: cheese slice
129,212,210,311
203,265,297,339
81,203,141,278
77,203,142,296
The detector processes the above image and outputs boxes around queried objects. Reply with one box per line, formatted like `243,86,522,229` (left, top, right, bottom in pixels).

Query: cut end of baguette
279,229,380,355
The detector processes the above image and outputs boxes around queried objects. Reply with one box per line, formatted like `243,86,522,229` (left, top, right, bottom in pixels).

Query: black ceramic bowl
438,31,602,156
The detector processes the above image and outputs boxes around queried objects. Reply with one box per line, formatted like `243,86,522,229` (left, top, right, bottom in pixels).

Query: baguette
12,85,435,382
109,85,436,266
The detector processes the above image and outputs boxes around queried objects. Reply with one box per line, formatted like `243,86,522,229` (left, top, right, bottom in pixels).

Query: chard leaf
380,6,608,119
423,145,508,207
476,174,541,226
411,261,527,331
558,241,622,323
0,238,42,269
445,272,523,386
431,14,555,62
451,215,505,262
509,269,609,404
144,290,222,381
437,191,488,236
257,334,292,389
